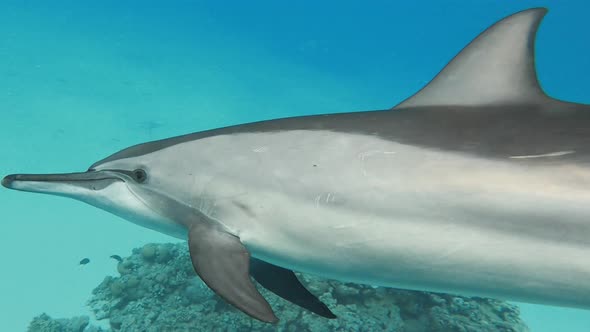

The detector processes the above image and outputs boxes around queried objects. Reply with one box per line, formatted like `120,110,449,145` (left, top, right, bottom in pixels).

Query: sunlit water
1,1,589,331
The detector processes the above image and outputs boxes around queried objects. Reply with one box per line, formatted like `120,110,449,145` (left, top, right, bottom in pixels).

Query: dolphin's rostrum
4,8,590,322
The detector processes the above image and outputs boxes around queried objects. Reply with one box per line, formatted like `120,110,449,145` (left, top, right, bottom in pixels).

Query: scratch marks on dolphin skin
252,146,269,153
314,192,342,208
358,150,397,161
509,150,575,159
232,200,257,218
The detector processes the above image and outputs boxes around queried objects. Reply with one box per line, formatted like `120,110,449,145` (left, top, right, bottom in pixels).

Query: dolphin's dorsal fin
394,8,549,109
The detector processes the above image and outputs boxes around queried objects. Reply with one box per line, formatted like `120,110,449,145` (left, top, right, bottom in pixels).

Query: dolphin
3,7,590,322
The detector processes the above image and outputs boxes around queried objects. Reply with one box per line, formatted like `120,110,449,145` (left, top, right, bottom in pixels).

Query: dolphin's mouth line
1,172,122,188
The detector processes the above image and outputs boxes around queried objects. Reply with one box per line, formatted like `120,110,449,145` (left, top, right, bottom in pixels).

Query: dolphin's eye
133,169,147,183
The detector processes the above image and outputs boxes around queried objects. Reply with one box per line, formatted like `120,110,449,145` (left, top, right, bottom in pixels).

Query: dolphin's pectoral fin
250,258,337,319
187,223,278,323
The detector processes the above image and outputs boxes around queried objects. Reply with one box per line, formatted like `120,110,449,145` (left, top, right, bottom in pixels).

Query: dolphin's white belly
155,130,590,307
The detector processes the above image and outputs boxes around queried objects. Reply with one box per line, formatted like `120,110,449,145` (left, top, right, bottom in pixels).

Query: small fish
79,258,90,265
110,254,123,263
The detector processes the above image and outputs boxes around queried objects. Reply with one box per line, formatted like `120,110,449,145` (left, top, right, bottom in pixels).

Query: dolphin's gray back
379,102,590,163
94,101,590,167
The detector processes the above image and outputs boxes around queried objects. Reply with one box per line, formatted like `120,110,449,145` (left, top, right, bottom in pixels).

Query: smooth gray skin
4,7,590,321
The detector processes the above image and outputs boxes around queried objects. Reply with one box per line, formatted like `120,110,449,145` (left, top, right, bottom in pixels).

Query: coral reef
29,242,530,332
27,313,104,332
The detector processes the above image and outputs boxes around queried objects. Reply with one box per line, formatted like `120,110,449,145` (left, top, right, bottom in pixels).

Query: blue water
1,1,589,331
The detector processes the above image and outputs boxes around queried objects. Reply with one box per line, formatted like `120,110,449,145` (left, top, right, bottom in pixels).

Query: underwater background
1,0,589,331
